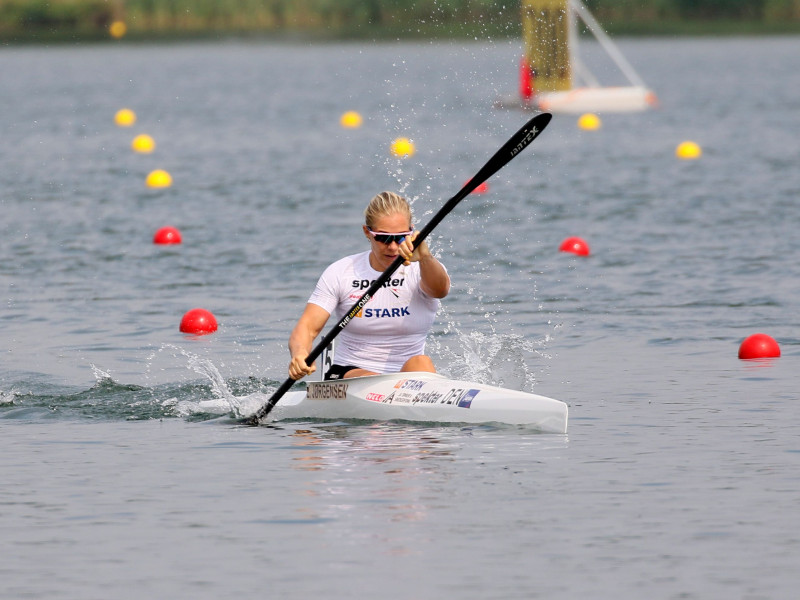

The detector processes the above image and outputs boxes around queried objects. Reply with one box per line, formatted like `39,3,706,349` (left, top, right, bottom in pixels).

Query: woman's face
363,212,413,271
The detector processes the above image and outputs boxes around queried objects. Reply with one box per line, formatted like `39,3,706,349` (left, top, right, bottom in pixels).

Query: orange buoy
180,308,218,335
114,108,136,127
146,169,172,188
109,20,127,39
676,141,702,160
153,226,182,245
578,113,601,131
340,111,363,128
390,137,415,158
132,134,156,153
559,236,591,256
738,333,780,360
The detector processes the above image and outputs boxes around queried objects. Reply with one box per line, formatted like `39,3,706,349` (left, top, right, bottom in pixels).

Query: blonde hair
364,191,412,229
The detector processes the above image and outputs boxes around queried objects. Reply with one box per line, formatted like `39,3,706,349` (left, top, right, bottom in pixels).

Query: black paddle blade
414,112,552,244
246,112,553,425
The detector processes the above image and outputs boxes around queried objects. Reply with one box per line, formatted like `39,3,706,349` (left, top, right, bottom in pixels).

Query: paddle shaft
250,112,552,423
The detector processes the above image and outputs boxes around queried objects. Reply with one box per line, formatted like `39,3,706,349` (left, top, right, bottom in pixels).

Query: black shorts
325,364,360,380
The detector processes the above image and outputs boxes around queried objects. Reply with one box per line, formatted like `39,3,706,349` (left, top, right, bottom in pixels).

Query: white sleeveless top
308,251,444,373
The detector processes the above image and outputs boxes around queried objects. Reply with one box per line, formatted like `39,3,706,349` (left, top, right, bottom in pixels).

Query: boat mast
568,0,600,88
570,0,646,88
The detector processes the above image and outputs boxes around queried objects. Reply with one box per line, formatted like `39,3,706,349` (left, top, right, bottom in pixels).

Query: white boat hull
270,372,568,433
495,86,657,114
535,86,658,114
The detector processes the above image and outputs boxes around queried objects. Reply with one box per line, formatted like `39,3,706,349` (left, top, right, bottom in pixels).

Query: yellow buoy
676,141,702,160
390,137,415,158
131,134,155,154
578,113,601,131
109,20,127,39
114,108,136,127
146,169,172,188
340,111,363,129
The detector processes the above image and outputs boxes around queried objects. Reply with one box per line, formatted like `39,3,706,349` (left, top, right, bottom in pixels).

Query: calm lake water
2,35,800,599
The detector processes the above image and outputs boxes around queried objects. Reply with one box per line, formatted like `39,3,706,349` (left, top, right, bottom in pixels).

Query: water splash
90,364,114,384
1,372,169,421
2,348,276,422
431,307,550,390
150,344,268,419
0,388,16,407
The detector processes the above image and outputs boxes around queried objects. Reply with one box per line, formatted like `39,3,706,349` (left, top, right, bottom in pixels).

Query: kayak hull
494,86,657,114
270,372,568,433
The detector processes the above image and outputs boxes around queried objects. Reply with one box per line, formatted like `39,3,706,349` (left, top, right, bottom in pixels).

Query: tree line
586,0,800,20
1,0,798,40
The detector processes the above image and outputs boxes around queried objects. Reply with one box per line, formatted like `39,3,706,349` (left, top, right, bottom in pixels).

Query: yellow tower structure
521,0,572,93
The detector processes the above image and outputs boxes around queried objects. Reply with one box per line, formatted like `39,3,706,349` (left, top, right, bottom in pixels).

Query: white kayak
268,372,568,433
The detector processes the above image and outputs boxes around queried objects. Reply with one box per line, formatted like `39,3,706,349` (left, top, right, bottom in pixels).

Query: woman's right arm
288,303,331,380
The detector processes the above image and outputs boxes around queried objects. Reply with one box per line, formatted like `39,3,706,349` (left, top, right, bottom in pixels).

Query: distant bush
585,0,800,21
0,0,798,39
0,0,113,32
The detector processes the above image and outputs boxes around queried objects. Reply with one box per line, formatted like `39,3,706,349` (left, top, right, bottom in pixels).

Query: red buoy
738,333,780,360
559,236,591,256
466,179,489,194
180,308,218,335
153,226,182,245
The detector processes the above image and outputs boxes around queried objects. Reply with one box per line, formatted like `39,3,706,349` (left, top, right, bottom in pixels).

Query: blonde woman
288,191,450,381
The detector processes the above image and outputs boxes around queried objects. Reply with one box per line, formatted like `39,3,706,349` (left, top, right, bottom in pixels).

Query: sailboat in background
497,0,657,113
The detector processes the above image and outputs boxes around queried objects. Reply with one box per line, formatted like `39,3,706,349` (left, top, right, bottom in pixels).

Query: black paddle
247,112,552,424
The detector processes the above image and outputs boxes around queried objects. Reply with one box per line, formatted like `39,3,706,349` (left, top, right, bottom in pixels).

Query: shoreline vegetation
1,0,799,44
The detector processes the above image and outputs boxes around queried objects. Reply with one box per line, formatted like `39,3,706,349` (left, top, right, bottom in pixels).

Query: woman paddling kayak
288,191,451,381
